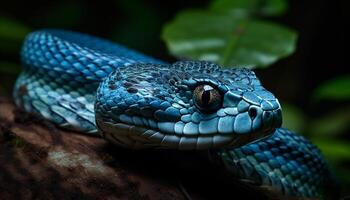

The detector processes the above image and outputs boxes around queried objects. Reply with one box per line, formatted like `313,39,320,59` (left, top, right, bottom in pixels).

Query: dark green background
0,0,346,103
0,0,348,198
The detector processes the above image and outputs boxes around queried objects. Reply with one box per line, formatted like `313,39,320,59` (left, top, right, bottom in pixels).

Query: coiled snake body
14,30,338,199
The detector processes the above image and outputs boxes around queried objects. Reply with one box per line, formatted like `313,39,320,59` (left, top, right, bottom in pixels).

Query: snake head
95,61,282,149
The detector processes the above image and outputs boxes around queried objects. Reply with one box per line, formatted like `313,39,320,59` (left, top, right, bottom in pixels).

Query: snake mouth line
97,121,275,150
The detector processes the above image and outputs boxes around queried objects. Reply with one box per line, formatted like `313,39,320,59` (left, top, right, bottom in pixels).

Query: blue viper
13,30,338,199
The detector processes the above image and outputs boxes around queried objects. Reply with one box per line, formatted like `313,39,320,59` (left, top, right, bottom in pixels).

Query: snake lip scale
94,61,283,149
13,29,339,199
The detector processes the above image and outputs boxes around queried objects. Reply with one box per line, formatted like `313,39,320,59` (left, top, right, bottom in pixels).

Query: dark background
0,0,348,198
0,0,347,107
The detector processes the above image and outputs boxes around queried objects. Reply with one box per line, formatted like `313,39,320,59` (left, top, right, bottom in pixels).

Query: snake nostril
248,107,257,119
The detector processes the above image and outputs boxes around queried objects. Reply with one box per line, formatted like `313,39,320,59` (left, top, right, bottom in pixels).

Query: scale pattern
215,128,338,199
13,30,338,199
95,61,282,149
14,29,162,133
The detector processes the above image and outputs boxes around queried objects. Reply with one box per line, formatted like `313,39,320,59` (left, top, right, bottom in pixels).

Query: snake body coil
14,30,338,199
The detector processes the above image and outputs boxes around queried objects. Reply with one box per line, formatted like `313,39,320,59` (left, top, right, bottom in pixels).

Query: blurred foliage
162,0,349,194
308,107,350,137
0,0,348,197
210,0,287,17
280,102,306,134
313,76,350,101
0,17,29,95
39,2,83,27
0,17,30,54
111,0,161,52
313,138,350,187
162,0,297,68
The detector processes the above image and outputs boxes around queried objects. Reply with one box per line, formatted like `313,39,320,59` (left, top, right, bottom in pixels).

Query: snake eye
193,84,222,112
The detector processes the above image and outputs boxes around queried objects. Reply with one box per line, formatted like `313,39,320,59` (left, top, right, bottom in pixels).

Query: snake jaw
95,61,282,150
95,118,273,150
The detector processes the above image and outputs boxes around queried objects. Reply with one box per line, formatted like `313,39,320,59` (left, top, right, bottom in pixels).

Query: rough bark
1,97,285,200
0,97,196,200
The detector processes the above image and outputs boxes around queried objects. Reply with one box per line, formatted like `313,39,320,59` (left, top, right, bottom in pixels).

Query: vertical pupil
201,88,211,106
193,84,222,112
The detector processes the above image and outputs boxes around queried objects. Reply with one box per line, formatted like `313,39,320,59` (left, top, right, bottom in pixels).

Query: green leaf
162,10,297,68
0,17,30,53
210,0,287,18
312,138,350,162
313,76,350,101
313,138,350,187
280,102,306,134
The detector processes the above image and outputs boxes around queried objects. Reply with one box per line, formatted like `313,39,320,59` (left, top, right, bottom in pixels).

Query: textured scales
14,29,161,133
13,30,338,199
95,61,282,149
214,128,338,199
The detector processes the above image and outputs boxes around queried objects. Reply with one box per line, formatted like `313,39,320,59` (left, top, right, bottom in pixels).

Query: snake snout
261,107,282,133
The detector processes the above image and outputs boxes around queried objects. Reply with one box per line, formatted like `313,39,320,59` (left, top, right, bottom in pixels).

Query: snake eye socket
193,84,222,113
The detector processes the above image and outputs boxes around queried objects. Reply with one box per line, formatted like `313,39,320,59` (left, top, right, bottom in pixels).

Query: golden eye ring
193,84,222,113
